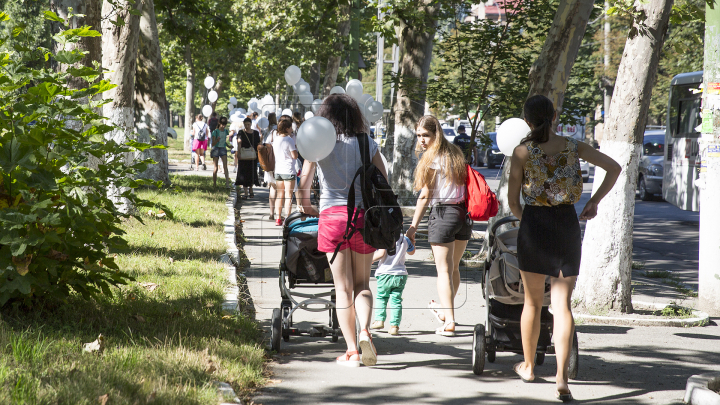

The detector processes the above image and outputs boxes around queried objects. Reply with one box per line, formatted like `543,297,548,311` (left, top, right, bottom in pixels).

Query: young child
370,233,416,335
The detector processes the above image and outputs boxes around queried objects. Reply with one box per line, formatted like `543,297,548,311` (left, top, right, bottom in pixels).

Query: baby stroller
472,216,579,377
271,211,340,352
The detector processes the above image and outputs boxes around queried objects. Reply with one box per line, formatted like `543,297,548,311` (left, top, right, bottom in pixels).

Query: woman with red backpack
405,115,470,337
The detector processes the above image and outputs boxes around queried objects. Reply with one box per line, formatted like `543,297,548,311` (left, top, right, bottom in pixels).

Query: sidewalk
239,187,720,405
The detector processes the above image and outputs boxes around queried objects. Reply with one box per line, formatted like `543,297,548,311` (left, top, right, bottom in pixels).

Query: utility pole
348,0,361,80
603,0,611,120
699,3,720,316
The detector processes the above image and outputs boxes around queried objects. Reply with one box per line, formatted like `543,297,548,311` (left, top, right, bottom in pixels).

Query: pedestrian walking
405,115,469,337
229,117,242,173
507,95,620,402
272,115,298,226
298,94,387,367
263,113,279,218
192,114,209,171
208,111,219,132
210,116,231,188
370,233,416,336
292,111,303,133
234,117,261,199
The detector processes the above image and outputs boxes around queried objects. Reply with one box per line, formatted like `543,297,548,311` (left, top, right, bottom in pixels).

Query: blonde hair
413,115,467,192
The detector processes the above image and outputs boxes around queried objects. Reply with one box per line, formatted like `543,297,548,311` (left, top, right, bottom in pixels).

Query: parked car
476,132,504,169
443,128,457,143
637,130,665,201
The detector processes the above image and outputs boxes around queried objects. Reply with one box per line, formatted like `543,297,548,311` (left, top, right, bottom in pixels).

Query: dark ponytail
521,95,555,144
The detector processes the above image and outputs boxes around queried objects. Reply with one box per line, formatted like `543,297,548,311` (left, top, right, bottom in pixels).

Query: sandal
336,350,360,368
513,362,535,383
428,300,445,323
435,321,456,337
556,390,573,402
358,329,377,366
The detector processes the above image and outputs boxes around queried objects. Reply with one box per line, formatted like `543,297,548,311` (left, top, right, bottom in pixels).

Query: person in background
370,232,416,336
192,114,209,171
263,113,279,219
292,111,304,133
234,117,261,199
228,117,242,173
250,112,260,133
272,115,298,226
507,95,620,402
208,111,219,133
405,115,470,338
453,125,476,166
210,116,231,188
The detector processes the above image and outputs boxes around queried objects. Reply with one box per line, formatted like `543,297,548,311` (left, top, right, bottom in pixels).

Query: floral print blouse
522,137,583,206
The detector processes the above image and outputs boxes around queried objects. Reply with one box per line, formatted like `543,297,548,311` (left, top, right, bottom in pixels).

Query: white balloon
285,65,302,86
227,103,233,111
496,118,531,156
203,76,215,89
304,111,314,119
229,96,237,105
276,108,283,117
208,90,218,103
238,108,247,114
362,96,375,118
311,99,323,113
359,94,373,107
257,117,269,129
345,79,363,101
367,100,383,122
202,105,212,118
294,80,310,94
296,116,337,162
329,86,345,95
262,94,274,110
298,91,313,107
281,108,293,117
248,99,258,111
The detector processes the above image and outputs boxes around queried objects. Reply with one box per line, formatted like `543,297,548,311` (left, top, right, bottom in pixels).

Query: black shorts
428,203,473,244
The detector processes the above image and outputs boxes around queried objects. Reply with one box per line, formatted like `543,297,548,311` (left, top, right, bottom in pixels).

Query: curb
215,189,245,405
574,301,710,327
684,372,720,404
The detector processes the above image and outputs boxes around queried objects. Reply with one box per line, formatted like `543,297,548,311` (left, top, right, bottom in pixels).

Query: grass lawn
0,175,265,404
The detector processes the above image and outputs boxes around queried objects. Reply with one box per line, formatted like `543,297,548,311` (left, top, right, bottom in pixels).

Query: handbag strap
241,130,252,147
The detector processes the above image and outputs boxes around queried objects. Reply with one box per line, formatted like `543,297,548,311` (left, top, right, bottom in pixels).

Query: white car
580,158,589,183
443,128,457,143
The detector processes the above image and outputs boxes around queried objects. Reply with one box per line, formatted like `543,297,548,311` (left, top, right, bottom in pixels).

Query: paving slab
239,187,720,405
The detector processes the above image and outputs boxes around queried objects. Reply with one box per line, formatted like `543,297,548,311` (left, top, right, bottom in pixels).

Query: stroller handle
489,216,519,238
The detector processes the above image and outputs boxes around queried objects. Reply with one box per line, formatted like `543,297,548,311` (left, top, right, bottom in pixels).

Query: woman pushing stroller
507,95,620,401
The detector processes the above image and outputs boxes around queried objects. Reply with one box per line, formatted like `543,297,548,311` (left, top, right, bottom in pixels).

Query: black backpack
330,134,404,264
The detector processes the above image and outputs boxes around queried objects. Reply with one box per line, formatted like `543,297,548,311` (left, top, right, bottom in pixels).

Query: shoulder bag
239,130,258,161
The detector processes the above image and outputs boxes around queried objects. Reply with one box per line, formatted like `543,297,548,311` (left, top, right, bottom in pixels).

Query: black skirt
517,204,581,278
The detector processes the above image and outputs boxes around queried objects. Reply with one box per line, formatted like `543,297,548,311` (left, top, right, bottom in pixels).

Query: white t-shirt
251,119,259,132
376,236,415,276
273,135,297,175
193,122,208,140
429,156,465,205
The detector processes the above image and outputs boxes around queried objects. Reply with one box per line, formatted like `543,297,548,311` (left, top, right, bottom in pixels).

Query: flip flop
336,350,360,368
513,362,535,383
435,321,456,337
427,300,446,323
556,390,573,402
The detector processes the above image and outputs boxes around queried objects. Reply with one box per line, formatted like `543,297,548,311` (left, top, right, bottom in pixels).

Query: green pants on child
374,274,408,326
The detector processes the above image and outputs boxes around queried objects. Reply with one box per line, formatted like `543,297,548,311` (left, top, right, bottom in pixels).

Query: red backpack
465,165,498,221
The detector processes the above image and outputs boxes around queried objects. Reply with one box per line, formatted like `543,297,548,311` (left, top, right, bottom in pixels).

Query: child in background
370,233,416,335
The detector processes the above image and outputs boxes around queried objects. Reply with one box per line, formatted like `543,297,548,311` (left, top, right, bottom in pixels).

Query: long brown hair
413,115,467,191
277,115,293,135
316,93,368,138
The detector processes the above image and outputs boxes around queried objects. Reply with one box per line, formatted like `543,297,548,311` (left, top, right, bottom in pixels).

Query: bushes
0,11,165,305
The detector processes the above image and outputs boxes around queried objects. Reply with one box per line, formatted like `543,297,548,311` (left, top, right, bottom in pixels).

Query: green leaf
67,66,99,78
63,26,102,38
43,10,65,23
12,24,25,37
28,82,64,98
55,50,84,65
0,12,9,22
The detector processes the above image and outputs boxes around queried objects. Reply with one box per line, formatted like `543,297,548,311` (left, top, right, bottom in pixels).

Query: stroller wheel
472,324,486,376
535,352,545,366
331,334,339,343
487,350,496,363
568,330,579,379
271,308,282,352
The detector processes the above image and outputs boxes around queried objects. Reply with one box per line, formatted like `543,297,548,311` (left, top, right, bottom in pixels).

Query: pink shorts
192,139,208,151
317,206,376,254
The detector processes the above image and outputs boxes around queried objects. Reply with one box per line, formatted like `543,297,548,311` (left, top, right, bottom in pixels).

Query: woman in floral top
507,95,621,402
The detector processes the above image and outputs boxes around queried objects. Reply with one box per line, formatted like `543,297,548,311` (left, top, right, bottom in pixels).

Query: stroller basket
284,215,333,286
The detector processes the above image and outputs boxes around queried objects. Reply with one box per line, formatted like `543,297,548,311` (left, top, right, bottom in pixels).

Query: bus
663,71,702,212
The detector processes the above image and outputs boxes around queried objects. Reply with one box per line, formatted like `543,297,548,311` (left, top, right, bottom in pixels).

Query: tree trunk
488,0,594,241
134,0,169,185
322,2,351,97
102,0,143,212
390,3,439,205
574,0,674,313
184,45,195,152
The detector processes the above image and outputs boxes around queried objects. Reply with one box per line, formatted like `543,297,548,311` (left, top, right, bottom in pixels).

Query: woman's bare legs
551,274,577,394
284,179,295,217
451,239,468,297
220,154,230,186
212,156,220,186
517,270,547,381
326,249,374,355
268,183,277,219
431,242,456,325
275,180,286,218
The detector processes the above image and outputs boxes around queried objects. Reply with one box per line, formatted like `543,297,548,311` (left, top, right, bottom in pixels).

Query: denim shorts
274,173,296,181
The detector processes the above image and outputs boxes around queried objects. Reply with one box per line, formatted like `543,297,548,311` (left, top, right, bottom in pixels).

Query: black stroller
270,211,340,352
472,216,579,377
